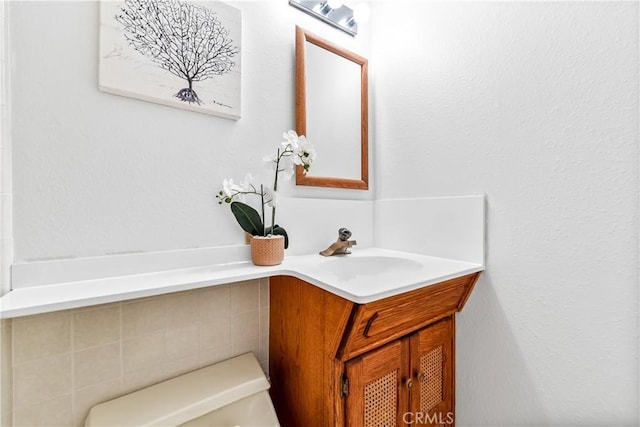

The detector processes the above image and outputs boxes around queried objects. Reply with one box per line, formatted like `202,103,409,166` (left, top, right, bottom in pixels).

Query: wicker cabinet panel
410,319,454,426
345,340,408,427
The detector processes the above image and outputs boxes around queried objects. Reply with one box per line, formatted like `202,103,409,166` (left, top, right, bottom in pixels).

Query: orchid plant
216,130,316,249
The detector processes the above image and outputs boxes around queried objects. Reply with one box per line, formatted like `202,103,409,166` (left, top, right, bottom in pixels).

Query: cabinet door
409,318,455,426
345,339,410,427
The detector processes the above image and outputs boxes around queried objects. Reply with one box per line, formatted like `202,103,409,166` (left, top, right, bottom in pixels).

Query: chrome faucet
319,228,357,256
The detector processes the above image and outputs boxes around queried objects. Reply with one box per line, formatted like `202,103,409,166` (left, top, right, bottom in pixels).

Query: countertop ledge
0,248,484,319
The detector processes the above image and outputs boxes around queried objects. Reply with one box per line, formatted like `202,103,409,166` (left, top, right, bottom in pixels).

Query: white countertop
0,248,484,318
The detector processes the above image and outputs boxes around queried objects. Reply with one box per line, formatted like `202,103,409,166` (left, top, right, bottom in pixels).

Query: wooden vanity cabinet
269,272,479,427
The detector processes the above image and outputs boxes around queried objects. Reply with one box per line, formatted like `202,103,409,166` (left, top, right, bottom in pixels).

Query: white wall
1,0,12,295
0,2,13,426
10,0,373,263
373,1,638,425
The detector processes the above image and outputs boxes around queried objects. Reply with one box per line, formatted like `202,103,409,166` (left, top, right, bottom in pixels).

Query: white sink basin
272,247,483,303
320,255,422,278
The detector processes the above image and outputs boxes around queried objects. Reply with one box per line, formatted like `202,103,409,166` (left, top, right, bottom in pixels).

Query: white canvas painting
99,0,242,119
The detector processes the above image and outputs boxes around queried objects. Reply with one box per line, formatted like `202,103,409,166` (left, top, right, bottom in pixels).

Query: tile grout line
196,288,205,367
258,279,262,343
258,279,263,368
70,311,76,424
118,302,124,391
161,295,168,377
227,284,232,355
9,318,14,426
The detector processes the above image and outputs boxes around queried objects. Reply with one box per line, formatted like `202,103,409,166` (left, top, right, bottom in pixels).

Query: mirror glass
295,27,368,189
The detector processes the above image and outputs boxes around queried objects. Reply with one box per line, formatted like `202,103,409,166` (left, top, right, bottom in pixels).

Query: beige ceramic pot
250,235,285,266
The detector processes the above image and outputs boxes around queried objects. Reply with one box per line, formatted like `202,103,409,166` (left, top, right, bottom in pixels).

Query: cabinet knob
406,378,414,390
418,373,426,383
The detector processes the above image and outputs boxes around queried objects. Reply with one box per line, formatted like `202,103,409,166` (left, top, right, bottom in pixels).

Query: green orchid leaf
230,202,264,236
270,225,289,250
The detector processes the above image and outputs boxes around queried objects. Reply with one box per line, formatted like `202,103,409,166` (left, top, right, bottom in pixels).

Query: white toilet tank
85,352,280,427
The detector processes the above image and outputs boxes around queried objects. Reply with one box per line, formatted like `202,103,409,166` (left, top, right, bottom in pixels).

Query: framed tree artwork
99,0,242,119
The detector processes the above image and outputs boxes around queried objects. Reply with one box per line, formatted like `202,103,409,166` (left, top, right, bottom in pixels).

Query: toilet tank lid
84,352,270,427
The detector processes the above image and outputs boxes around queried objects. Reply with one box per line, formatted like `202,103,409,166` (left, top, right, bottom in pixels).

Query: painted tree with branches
116,0,238,105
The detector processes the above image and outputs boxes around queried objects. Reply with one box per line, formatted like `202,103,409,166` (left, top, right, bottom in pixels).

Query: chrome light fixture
289,0,359,36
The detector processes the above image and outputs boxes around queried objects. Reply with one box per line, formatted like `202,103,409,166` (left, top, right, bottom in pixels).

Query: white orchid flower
279,155,295,180
296,137,317,173
291,136,306,166
222,178,236,198
262,186,278,208
269,191,279,208
239,173,253,191
282,130,301,152
222,177,247,202
263,152,278,173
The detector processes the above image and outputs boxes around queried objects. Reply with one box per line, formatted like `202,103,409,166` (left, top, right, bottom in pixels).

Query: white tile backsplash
73,343,121,390
122,332,164,375
231,311,260,343
14,394,73,427
122,297,166,339
197,285,230,322
163,327,199,362
13,353,71,407
199,315,231,351
1,319,13,427
230,280,259,314
72,305,120,351
164,292,200,330
12,312,70,362
277,198,375,255
6,279,267,426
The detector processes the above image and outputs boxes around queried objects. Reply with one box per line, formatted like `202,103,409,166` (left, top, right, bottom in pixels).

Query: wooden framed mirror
295,27,369,190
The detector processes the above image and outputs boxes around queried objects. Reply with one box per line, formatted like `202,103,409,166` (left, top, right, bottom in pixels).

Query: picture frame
99,0,242,119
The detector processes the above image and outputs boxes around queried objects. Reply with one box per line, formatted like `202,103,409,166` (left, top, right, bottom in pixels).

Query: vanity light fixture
289,0,366,36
